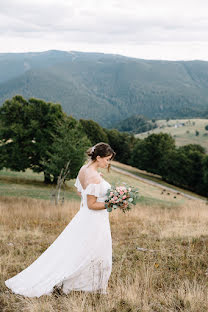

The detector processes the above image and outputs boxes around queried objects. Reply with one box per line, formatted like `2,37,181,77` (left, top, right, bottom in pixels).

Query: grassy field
136,119,208,153
0,166,189,206
0,168,79,201
1,168,208,311
111,161,207,201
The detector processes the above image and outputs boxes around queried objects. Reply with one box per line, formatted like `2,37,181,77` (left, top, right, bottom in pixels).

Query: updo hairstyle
86,142,116,169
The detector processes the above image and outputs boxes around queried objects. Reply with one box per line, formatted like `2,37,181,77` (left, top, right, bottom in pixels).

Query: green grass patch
0,169,80,201
0,164,192,209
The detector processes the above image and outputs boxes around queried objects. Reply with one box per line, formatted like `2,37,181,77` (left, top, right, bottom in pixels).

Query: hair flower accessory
91,145,96,153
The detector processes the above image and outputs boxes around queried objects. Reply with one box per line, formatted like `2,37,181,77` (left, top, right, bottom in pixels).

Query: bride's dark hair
86,142,116,171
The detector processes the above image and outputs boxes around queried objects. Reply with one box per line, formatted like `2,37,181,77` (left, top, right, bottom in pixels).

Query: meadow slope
1,168,208,311
136,118,208,153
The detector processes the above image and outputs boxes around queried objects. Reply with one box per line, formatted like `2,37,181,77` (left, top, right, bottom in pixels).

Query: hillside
1,166,208,311
1,50,208,127
136,118,208,152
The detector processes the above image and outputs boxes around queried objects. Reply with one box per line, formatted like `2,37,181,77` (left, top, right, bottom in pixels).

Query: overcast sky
1,0,208,60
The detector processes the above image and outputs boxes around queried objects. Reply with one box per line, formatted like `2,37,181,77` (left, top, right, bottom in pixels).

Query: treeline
113,114,157,134
80,116,208,197
0,96,136,184
0,96,207,197
0,96,90,184
130,134,208,197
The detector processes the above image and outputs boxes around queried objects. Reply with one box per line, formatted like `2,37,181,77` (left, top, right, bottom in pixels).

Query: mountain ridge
0,50,208,127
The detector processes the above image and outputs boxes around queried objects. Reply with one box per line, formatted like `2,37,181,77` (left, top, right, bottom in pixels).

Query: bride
5,142,116,297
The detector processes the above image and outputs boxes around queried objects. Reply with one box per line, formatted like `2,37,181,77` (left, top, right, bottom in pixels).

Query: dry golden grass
1,196,208,312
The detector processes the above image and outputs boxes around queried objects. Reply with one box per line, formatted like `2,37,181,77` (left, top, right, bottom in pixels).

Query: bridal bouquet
105,183,139,213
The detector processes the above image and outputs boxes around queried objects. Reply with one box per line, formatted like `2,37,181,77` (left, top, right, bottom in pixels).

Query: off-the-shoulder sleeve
74,177,82,192
84,183,102,197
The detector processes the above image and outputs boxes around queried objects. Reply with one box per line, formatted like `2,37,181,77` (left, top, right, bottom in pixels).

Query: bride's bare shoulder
78,163,101,186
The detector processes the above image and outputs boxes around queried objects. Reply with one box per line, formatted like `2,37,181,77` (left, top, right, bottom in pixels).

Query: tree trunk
52,176,58,184
44,172,51,184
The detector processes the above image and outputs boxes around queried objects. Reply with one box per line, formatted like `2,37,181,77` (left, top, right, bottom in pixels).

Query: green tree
104,128,136,164
43,116,91,183
28,97,64,183
202,155,208,196
186,150,205,193
0,96,33,171
130,139,148,170
160,149,192,187
131,133,176,175
161,145,206,194
114,115,157,134
178,144,206,155
0,95,65,183
79,119,108,145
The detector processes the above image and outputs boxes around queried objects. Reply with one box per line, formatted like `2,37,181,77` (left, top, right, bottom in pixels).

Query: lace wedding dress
5,163,112,297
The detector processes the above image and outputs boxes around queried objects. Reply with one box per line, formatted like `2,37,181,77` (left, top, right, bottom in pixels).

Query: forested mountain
114,115,158,133
0,50,208,127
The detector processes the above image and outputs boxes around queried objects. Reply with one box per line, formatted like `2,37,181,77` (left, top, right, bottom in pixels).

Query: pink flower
114,196,118,200
122,195,127,199
120,191,124,195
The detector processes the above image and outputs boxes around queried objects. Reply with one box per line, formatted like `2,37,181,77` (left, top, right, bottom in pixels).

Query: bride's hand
120,201,128,210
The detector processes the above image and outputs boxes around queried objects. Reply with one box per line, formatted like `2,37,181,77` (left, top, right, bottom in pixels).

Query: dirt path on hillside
111,166,207,203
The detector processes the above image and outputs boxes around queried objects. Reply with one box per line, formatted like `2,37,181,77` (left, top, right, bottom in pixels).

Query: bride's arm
87,195,105,210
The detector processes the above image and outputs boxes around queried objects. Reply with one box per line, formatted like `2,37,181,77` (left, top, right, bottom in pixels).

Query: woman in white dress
5,142,116,297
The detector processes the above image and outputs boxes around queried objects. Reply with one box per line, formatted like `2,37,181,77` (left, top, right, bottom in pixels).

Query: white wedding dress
5,164,112,297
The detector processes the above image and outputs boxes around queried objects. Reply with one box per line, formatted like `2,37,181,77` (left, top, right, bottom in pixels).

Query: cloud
0,0,208,59
0,0,74,32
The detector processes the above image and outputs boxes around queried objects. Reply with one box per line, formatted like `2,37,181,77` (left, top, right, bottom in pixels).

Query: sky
1,0,208,61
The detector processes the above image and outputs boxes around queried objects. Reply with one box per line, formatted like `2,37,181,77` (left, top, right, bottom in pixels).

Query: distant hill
136,118,208,153
1,50,208,127
113,115,158,133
